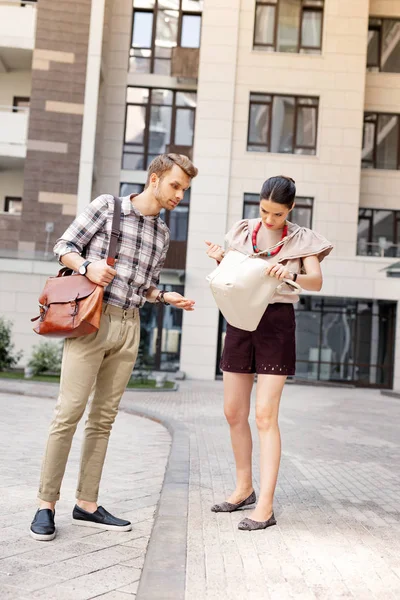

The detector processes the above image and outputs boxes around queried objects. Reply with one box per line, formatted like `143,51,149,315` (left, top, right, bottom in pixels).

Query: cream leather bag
206,249,302,331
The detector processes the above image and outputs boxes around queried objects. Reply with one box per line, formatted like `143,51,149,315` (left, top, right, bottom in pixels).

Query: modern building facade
0,0,399,389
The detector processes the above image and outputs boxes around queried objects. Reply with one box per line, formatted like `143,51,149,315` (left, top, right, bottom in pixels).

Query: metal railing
0,1,37,6
0,104,29,113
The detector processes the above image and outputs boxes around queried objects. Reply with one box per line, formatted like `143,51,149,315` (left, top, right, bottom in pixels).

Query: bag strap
106,196,122,266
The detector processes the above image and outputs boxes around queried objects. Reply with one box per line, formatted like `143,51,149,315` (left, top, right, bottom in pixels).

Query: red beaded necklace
252,221,288,256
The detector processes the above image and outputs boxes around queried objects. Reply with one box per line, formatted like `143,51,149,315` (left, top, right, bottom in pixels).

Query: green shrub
0,317,22,371
28,341,63,376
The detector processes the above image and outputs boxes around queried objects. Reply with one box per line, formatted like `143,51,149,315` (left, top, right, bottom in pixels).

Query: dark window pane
362,119,376,167
291,200,313,228
123,153,145,170
381,20,400,73
175,108,195,146
301,9,322,48
248,103,269,146
371,210,394,256
243,203,260,219
357,215,371,256
125,105,147,144
254,5,276,46
277,0,301,53
4,197,22,214
296,106,317,148
271,96,295,153
169,205,189,240
376,114,399,170
295,309,322,374
149,105,172,152
120,183,145,196
132,11,153,47
181,14,201,48
367,27,380,67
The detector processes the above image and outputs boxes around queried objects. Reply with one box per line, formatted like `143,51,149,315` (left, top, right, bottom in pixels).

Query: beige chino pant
38,304,140,503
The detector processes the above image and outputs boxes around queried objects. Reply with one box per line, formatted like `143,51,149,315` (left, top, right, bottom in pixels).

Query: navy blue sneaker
72,505,132,532
30,508,56,541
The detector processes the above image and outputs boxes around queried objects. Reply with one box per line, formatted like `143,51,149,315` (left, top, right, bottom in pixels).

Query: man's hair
145,153,198,187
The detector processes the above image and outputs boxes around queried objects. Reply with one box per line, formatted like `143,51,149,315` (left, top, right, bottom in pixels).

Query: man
30,153,197,541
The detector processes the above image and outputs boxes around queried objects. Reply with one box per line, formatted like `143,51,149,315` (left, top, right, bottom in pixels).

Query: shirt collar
121,194,160,221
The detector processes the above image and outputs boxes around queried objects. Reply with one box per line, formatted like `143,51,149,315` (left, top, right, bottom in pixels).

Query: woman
205,176,333,531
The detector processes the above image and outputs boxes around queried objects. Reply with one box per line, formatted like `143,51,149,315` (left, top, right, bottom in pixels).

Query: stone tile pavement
1,378,400,599
0,387,171,599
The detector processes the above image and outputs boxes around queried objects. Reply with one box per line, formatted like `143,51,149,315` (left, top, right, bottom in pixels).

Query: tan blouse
225,219,333,304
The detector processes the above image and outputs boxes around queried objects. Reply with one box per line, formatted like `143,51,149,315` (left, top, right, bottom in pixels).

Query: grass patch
0,371,175,389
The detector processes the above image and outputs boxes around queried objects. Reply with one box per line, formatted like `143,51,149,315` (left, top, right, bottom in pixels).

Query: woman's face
259,198,293,231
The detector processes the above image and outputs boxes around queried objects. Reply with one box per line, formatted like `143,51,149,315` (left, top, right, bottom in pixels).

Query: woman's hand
265,263,293,281
205,240,225,262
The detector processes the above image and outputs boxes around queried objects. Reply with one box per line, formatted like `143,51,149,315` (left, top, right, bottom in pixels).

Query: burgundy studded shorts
220,303,296,376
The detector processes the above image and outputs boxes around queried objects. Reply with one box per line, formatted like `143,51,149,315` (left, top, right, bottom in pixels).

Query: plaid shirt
53,194,170,309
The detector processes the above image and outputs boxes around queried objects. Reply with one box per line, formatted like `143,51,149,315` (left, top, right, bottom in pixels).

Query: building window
160,188,190,241
243,194,313,228
357,208,400,258
12,97,30,112
119,183,145,196
123,87,197,170
4,197,22,214
248,93,318,155
130,0,203,75
254,0,324,54
367,18,400,73
362,112,400,170
216,296,396,388
138,284,185,372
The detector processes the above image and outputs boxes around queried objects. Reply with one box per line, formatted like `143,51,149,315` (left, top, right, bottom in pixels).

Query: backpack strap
106,196,122,266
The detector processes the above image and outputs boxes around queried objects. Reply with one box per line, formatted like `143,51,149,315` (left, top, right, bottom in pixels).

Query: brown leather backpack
31,197,122,338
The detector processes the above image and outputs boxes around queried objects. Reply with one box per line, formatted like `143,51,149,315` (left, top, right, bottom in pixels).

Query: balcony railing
0,105,28,157
171,47,199,79
357,240,400,258
0,0,37,50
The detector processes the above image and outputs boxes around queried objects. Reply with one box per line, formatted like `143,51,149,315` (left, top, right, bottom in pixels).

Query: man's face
152,164,191,211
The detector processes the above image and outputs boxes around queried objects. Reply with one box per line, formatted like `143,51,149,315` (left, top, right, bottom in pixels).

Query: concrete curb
0,377,178,394
122,405,190,600
0,379,190,600
381,390,400,400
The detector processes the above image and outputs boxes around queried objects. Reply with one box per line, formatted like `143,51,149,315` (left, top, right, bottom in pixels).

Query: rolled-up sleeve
53,195,109,262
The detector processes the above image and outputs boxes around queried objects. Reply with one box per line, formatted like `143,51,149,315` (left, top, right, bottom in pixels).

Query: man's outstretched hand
164,292,195,311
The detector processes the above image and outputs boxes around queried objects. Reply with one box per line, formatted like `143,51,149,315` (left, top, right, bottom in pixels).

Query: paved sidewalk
122,381,400,600
1,379,400,599
0,389,171,599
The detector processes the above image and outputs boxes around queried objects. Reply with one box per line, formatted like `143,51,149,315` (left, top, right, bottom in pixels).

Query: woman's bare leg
222,371,255,502
250,374,286,521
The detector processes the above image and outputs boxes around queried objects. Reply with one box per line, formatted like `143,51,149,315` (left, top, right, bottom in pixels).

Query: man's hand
164,292,195,311
86,259,117,287
205,240,225,262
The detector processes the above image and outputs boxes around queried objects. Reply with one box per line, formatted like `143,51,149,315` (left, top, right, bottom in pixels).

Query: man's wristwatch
156,290,170,306
78,260,91,276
